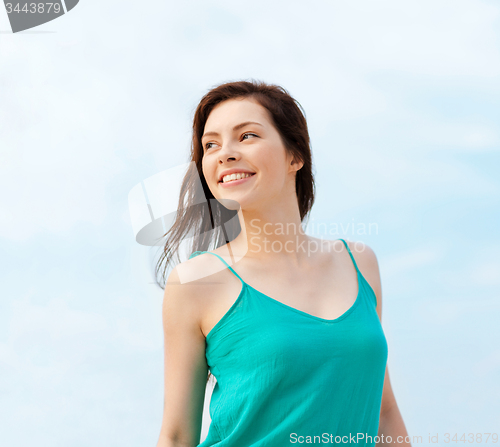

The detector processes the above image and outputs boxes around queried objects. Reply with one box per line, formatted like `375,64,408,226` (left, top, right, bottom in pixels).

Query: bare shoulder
162,264,203,337
163,254,221,331
329,238,383,318
163,251,237,333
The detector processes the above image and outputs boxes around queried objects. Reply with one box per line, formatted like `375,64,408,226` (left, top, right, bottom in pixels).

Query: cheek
201,158,221,198
258,151,287,184
201,158,213,182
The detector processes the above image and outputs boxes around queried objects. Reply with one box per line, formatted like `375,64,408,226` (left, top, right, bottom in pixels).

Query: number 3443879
444,433,498,443
5,3,63,14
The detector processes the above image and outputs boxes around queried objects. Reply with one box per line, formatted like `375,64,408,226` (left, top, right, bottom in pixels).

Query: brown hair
155,79,316,383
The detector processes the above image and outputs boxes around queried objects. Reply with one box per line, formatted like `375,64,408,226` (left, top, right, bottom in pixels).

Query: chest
199,261,360,339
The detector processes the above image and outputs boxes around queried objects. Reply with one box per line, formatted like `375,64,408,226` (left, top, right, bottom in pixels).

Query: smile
219,172,256,188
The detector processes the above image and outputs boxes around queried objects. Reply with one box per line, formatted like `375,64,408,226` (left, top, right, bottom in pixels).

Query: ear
290,155,304,172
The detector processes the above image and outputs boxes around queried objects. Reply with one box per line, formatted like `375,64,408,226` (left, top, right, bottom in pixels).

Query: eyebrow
202,121,263,140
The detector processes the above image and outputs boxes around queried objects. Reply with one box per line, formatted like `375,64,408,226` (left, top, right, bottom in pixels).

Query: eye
242,132,258,141
204,132,258,152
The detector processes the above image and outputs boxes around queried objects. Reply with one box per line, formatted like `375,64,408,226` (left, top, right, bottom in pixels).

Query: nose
218,143,240,164
219,155,237,164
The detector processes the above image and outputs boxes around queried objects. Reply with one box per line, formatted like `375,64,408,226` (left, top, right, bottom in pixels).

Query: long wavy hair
155,79,316,383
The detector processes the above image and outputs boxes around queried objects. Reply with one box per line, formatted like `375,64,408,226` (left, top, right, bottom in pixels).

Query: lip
219,173,256,188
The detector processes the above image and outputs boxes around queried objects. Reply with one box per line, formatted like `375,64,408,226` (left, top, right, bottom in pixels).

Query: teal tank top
189,239,388,446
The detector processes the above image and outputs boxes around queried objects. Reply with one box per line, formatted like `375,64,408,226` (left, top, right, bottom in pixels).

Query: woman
155,80,411,446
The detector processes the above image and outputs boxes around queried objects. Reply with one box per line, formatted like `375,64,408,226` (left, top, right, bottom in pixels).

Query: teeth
222,172,254,183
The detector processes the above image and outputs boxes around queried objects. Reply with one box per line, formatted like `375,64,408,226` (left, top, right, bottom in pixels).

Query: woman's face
201,97,302,212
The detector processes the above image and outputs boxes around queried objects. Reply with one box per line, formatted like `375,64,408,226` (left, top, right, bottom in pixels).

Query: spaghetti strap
188,250,246,285
337,239,361,273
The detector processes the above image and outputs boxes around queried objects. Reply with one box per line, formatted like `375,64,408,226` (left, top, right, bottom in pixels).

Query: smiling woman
154,80,410,447
155,80,315,291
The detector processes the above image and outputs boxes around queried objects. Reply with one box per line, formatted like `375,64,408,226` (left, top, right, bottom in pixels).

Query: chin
217,198,242,211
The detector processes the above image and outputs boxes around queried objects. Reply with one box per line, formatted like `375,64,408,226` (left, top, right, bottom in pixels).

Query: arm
156,266,208,447
350,241,411,447
377,368,411,446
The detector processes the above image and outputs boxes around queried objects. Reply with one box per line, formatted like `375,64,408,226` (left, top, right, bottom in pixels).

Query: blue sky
0,0,499,445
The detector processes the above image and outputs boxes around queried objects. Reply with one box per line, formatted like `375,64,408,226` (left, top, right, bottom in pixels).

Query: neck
224,207,316,264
